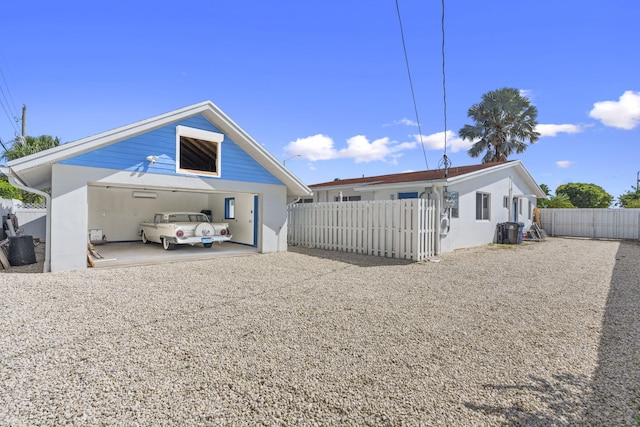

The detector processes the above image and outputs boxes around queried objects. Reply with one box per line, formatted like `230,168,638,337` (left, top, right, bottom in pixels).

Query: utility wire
395,0,429,170
0,65,20,120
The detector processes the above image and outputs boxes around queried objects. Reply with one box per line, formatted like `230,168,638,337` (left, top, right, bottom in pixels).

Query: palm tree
2,135,60,161
459,88,540,163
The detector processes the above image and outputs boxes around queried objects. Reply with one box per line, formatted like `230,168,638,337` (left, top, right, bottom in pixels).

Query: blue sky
1,1,638,201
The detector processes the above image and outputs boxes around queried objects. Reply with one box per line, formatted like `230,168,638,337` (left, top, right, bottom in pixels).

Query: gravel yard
1,237,639,426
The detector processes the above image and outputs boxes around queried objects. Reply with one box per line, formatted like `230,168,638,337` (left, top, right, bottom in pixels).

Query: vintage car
139,212,232,250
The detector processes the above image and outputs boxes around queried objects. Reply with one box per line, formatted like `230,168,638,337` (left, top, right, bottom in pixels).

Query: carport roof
5,101,312,197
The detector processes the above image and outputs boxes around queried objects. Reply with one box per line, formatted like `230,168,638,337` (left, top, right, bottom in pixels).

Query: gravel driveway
1,238,639,426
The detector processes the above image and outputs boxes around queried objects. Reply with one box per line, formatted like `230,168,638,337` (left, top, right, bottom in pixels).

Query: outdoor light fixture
132,191,157,199
146,155,158,164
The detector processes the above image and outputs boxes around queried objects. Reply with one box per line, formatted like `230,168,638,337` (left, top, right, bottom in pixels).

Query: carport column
50,164,90,272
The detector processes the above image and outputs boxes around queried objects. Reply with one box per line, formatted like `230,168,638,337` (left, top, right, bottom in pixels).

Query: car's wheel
162,238,175,250
141,231,149,244
195,222,215,237
203,243,213,248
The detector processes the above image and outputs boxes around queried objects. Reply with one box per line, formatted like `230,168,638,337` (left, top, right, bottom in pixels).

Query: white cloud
556,160,574,168
384,118,419,127
589,91,640,129
536,123,585,137
412,130,474,153
284,134,336,161
283,134,417,164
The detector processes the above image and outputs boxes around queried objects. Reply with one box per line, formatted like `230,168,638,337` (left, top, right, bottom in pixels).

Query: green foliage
2,135,59,204
3,135,60,161
617,186,640,208
459,87,540,163
539,183,550,196
541,193,575,208
556,183,613,208
0,181,22,200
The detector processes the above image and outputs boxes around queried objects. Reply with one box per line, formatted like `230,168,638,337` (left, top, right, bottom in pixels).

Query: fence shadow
586,240,640,424
287,245,414,267
463,241,640,425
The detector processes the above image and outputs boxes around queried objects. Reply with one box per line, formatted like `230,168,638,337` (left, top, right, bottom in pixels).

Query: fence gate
287,199,436,261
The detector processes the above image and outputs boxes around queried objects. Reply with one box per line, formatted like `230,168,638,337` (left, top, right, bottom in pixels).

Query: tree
0,180,22,200
556,183,613,208
459,87,540,163
2,135,60,161
617,187,640,208
1,135,60,204
542,193,575,208
536,184,575,208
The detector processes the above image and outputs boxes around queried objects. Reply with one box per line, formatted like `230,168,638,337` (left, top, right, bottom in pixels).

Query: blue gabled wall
59,115,283,185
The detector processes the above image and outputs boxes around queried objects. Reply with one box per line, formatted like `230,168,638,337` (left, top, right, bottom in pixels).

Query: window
334,195,361,202
518,198,523,215
503,196,509,208
225,198,235,219
176,125,224,177
297,198,314,204
398,192,418,199
476,192,490,220
528,200,533,219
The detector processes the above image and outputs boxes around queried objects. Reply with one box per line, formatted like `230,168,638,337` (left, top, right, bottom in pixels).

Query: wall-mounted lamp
146,155,158,164
133,191,157,199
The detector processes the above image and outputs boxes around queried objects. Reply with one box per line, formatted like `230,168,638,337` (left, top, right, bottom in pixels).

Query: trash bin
8,235,37,266
505,222,520,244
518,222,525,244
496,223,507,244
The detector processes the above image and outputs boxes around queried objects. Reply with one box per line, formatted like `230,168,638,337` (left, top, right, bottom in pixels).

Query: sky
1,1,639,202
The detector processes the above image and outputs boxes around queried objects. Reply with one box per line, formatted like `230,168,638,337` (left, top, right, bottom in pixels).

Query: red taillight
176,229,184,238
220,229,226,236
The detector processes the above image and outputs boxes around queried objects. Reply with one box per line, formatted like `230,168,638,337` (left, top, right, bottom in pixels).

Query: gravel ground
1,237,638,426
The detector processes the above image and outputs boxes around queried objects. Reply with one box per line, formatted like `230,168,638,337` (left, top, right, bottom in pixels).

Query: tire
162,238,175,250
195,222,215,237
141,231,149,244
203,243,213,248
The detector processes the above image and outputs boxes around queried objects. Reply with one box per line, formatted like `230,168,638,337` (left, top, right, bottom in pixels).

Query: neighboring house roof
310,160,546,198
6,101,311,197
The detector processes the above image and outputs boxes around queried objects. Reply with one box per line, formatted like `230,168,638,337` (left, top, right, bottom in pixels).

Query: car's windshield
168,214,208,223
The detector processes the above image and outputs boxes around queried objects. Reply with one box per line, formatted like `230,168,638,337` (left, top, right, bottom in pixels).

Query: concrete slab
90,241,256,269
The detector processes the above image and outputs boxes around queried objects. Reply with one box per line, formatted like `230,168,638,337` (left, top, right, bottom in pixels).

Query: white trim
175,125,224,178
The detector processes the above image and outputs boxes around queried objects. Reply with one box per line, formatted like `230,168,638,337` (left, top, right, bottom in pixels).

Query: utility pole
21,104,26,137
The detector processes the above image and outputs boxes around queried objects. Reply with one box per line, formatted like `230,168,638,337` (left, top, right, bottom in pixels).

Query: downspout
1,167,51,273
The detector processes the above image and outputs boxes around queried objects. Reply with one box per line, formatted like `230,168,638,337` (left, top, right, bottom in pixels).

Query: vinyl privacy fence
287,199,437,261
539,208,640,240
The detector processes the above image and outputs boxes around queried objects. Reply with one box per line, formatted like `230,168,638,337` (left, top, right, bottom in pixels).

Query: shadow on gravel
288,245,414,267
463,241,640,426
464,373,591,425
586,240,640,425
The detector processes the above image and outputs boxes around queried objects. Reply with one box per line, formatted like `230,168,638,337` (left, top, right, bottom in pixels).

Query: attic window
176,125,224,177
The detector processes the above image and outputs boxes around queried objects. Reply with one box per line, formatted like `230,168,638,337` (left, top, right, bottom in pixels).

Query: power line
395,0,429,170
0,66,20,120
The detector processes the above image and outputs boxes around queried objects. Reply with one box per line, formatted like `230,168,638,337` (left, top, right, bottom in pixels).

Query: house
1,101,312,272
308,161,545,254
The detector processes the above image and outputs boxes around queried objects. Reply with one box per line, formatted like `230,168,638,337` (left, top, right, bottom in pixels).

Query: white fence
287,199,436,261
539,208,640,240
0,197,47,241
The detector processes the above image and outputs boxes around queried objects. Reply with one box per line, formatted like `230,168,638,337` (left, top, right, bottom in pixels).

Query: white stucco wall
311,165,540,255
50,164,290,272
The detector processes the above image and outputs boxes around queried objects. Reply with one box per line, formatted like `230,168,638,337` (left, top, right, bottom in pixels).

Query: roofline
6,101,311,196
313,160,545,198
